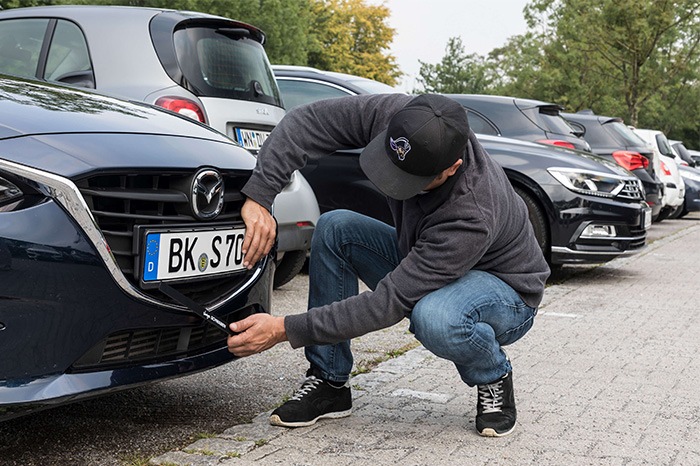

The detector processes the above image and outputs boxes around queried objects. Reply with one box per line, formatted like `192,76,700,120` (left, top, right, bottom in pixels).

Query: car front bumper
547,186,649,265
0,173,273,419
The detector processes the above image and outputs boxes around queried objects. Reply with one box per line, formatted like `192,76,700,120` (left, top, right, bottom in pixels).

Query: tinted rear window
173,26,281,106
655,133,674,156
604,121,647,147
522,105,576,136
574,119,614,147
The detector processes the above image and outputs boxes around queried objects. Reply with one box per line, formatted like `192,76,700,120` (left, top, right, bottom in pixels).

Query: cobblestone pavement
151,216,700,466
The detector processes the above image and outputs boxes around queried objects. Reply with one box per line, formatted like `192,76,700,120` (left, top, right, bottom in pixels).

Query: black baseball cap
359,94,469,200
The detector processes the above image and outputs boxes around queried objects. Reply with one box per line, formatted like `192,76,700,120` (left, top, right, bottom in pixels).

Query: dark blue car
0,76,273,420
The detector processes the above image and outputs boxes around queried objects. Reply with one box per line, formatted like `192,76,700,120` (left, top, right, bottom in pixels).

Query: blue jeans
305,210,537,387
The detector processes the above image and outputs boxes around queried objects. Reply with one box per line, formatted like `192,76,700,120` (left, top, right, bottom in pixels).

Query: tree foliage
306,0,400,85
415,37,493,94
418,0,700,145
524,0,700,126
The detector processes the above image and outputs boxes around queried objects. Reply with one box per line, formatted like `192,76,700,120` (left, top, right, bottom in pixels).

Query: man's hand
227,314,287,357
241,198,276,269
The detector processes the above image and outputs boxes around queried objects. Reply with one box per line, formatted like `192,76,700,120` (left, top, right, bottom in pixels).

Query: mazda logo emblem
190,168,224,220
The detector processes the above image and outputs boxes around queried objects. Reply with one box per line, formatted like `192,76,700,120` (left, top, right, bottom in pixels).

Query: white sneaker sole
478,422,516,437
269,408,352,428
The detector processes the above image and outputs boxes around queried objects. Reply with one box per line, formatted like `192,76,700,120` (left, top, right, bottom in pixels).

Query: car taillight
154,97,206,123
536,139,576,150
660,161,672,176
612,150,649,171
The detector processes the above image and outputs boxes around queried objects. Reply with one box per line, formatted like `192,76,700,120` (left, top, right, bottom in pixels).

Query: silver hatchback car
0,5,319,287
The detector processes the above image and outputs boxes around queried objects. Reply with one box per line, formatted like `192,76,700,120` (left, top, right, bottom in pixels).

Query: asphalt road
0,213,696,466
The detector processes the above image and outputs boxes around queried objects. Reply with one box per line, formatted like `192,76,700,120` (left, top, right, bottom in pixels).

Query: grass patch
351,342,420,376
119,455,152,466
183,448,215,456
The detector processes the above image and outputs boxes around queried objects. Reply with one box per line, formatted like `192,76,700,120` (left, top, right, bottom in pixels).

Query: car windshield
173,25,281,106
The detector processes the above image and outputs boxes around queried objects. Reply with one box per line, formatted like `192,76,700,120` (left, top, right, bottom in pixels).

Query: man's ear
446,158,463,176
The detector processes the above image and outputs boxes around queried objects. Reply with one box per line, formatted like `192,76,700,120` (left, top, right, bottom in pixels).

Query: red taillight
537,139,576,150
154,97,206,123
660,161,672,176
612,150,649,171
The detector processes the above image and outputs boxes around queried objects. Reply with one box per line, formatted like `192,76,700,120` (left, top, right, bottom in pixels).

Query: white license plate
234,128,270,151
142,226,246,282
641,206,652,230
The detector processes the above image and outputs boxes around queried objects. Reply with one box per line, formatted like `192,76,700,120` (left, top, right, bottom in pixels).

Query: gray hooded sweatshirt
241,94,550,349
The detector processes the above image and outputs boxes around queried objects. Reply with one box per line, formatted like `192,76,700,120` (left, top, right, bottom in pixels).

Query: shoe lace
290,375,323,401
478,379,504,414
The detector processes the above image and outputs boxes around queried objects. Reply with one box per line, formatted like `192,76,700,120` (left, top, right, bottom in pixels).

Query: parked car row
0,4,696,423
560,112,663,220
273,66,650,269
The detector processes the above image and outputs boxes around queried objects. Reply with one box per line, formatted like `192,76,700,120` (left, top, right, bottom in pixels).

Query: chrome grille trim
0,159,268,313
616,179,644,201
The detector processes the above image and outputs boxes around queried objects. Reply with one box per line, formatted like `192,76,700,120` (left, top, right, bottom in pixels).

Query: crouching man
230,93,550,437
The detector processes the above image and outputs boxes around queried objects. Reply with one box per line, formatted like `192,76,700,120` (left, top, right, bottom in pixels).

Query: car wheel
274,249,307,289
667,204,684,219
513,186,550,262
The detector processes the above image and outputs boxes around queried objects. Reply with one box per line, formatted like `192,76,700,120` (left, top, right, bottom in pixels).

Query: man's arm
240,93,412,266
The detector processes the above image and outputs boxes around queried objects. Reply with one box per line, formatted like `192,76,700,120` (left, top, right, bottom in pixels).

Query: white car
630,128,685,220
0,6,320,287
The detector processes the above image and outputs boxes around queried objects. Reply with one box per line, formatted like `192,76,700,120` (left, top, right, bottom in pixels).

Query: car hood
477,134,633,177
0,76,231,143
0,76,256,177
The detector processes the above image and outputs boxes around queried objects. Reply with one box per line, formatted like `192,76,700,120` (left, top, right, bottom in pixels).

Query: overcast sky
373,0,531,91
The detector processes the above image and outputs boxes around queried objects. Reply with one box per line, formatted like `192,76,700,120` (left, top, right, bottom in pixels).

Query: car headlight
547,168,629,198
0,174,23,211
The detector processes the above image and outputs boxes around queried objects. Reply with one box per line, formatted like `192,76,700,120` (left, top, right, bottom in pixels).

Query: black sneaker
476,371,516,437
269,374,352,427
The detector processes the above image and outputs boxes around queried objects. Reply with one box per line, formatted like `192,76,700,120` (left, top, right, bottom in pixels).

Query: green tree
522,0,700,126
306,0,401,86
416,37,493,94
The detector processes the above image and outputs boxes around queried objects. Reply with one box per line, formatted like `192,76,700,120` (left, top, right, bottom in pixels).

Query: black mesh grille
71,306,260,371
72,322,224,369
76,169,252,304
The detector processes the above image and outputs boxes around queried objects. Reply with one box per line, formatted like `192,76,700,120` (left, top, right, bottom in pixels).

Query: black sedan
0,76,273,420
562,111,663,221
443,94,592,152
301,132,650,267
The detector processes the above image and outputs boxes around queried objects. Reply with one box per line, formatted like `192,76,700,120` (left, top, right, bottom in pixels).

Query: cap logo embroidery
389,136,411,161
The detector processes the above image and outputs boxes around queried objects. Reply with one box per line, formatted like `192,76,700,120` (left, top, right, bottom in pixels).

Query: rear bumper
273,171,320,253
